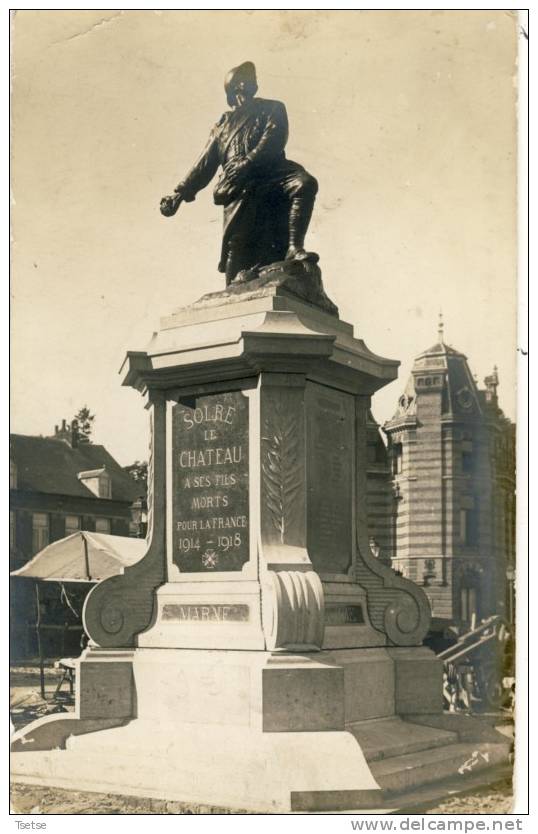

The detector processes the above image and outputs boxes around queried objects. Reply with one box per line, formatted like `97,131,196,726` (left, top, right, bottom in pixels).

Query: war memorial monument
11,62,510,813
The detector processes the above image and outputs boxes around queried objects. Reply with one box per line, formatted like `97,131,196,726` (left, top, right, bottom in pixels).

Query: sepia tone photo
10,10,523,816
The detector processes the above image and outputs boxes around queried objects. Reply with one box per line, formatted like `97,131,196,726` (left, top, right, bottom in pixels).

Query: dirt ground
9,784,238,815
10,665,75,731
10,779,514,815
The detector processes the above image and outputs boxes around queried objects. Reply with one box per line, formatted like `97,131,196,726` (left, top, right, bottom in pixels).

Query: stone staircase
348,714,511,809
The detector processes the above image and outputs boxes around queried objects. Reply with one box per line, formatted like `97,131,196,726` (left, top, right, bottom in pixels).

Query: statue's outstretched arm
160,128,220,217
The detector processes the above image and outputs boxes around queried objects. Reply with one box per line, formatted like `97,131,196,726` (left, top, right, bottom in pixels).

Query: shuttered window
95,517,111,534
32,513,49,554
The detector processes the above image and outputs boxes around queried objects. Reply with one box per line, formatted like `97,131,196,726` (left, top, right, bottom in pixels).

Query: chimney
53,418,79,448
70,419,80,448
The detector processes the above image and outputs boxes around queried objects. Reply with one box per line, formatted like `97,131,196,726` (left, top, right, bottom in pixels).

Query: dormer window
78,467,112,499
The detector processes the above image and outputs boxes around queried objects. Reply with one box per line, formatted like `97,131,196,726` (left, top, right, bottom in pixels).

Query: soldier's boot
285,196,316,261
224,238,249,286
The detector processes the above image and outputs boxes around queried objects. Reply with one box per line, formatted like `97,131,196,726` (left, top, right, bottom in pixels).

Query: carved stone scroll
83,392,167,647
353,397,431,646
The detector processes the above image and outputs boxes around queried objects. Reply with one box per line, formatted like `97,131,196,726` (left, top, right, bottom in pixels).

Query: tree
73,406,95,441
124,460,148,486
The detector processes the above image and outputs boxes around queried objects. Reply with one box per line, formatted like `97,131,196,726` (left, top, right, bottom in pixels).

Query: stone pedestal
13,281,507,811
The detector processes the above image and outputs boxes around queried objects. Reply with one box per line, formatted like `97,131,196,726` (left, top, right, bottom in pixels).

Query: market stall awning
10,532,146,583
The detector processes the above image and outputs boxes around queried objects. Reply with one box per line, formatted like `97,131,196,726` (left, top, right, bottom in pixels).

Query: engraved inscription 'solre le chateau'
173,391,249,572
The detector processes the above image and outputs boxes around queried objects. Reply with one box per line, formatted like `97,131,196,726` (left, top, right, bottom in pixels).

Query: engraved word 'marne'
162,603,250,623
179,403,236,430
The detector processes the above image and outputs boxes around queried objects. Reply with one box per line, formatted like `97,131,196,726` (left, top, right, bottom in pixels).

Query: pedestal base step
10,715,511,813
370,741,509,796
10,720,381,813
348,716,458,762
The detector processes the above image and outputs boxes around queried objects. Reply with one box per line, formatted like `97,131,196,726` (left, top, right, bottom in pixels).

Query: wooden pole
83,533,91,581
34,581,45,699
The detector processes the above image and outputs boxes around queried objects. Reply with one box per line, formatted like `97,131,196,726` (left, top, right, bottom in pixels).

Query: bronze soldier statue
160,62,319,285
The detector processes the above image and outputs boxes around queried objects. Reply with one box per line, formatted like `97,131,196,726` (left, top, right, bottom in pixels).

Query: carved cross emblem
202,549,219,569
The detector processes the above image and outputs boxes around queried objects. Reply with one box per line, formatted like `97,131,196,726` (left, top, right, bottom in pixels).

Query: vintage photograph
10,10,523,816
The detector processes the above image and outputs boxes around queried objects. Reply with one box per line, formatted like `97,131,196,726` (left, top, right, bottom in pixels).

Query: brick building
383,321,516,634
10,420,143,658
365,410,394,568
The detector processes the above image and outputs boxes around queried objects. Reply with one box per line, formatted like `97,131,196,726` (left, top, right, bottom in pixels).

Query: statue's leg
224,234,253,285
280,171,318,260
222,194,259,284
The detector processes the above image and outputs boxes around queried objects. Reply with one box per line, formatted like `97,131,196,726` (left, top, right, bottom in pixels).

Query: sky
11,10,518,465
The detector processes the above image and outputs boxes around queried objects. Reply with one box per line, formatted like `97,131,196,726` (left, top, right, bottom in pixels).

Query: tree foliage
73,406,95,440
124,460,148,485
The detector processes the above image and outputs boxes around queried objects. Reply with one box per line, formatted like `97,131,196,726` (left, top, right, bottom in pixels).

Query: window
393,443,403,475
78,468,112,499
65,515,81,535
461,587,478,624
96,472,112,499
95,517,111,534
32,513,49,554
461,438,473,474
460,508,479,547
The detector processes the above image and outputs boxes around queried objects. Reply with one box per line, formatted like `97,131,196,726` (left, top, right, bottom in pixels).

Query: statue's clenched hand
160,190,183,217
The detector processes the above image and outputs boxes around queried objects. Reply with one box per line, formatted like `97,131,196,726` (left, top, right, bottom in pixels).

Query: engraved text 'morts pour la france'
173,391,249,572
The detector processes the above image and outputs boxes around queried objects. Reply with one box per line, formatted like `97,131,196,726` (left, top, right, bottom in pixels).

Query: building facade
10,420,143,658
383,325,515,634
365,410,395,569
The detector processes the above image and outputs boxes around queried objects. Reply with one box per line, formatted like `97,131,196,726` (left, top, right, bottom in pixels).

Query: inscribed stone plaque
306,384,353,574
162,604,250,623
172,391,249,572
325,604,364,626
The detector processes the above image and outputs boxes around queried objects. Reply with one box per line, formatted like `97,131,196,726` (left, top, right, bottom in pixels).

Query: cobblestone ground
10,780,513,815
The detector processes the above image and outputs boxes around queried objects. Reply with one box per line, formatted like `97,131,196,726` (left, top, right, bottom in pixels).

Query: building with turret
383,319,515,635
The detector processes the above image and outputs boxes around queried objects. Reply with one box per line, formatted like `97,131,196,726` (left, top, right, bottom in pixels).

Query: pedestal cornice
120,295,399,398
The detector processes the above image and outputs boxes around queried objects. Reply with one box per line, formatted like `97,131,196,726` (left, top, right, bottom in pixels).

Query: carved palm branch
262,406,302,542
